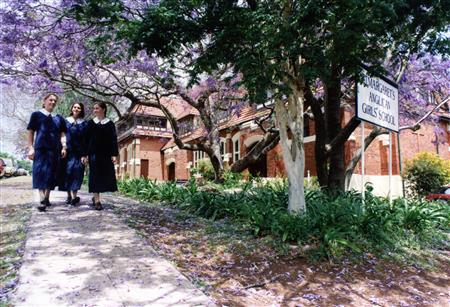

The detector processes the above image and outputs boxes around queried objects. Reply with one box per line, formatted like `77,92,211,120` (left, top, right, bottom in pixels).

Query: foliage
15,160,32,172
221,169,243,189
0,152,14,160
0,0,262,184
190,160,215,181
119,177,450,261
404,152,450,197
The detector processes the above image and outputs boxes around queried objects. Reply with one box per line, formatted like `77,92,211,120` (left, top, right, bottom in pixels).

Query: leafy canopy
73,0,450,103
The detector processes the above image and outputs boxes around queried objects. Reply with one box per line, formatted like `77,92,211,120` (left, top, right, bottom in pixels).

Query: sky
0,85,37,158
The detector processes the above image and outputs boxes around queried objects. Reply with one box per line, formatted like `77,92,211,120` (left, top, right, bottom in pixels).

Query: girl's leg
38,190,46,201
37,189,46,211
93,193,100,203
93,193,102,210
70,191,80,206
66,191,72,204
44,189,51,206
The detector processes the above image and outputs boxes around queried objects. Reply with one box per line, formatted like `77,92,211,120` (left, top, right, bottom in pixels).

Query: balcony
117,115,170,140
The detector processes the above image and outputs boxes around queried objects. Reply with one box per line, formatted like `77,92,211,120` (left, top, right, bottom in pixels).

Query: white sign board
356,69,399,132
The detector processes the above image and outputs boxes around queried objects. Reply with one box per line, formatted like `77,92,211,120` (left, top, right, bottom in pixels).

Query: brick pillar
133,139,141,177
225,133,232,166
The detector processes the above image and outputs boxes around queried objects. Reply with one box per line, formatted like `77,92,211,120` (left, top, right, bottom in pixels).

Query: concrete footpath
10,184,214,307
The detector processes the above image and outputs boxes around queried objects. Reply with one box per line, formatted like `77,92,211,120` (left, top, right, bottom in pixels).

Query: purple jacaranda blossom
38,59,48,69
205,77,217,91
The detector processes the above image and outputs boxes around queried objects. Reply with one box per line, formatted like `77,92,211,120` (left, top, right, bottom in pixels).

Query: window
143,117,167,131
179,118,194,135
233,139,240,162
220,139,226,160
304,117,310,137
193,150,207,168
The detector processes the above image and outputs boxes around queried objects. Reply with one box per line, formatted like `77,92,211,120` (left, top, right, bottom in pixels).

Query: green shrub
118,177,450,262
222,170,243,188
404,152,450,197
190,160,215,181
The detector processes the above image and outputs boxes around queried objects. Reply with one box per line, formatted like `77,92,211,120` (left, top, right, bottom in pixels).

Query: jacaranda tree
0,0,280,182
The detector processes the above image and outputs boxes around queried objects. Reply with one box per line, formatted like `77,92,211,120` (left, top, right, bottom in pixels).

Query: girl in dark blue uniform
62,102,87,206
27,93,67,211
83,102,118,210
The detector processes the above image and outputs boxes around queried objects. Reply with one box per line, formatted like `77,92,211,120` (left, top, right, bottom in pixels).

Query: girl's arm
81,121,90,164
27,130,35,160
111,122,119,163
61,132,67,158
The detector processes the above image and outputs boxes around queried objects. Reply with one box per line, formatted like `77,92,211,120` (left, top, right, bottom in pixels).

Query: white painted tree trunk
274,86,306,213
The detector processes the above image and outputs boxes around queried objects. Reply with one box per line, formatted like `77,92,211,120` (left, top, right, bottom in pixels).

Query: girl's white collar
66,116,84,124
40,108,56,117
93,117,110,124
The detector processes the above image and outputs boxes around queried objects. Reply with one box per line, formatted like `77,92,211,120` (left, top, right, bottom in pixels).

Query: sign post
389,132,392,203
361,122,365,200
356,68,399,200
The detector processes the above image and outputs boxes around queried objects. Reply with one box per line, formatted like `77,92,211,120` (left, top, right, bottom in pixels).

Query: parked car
0,158,5,178
1,158,16,177
426,186,450,203
14,168,29,176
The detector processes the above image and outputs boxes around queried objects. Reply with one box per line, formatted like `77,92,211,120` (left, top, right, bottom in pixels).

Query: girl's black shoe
94,202,103,211
44,199,51,207
70,197,80,206
65,196,72,204
37,201,46,212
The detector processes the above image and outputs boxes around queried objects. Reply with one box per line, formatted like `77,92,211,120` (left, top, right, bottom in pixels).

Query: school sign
356,69,399,132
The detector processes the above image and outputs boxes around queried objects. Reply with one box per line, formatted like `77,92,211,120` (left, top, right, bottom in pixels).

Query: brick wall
125,113,449,182
162,148,191,180
348,120,449,176
139,138,167,180
117,137,168,180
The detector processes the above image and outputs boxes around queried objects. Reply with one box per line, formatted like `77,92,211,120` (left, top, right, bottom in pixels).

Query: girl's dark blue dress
84,118,118,193
61,117,86,191
27,109,66,190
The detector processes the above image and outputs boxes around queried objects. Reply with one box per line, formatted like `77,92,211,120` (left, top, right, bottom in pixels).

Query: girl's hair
42,93,59,107
69,102,85,119
94,101,107,116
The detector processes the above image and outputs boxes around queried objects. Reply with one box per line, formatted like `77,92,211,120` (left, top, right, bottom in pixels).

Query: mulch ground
111,198,450,307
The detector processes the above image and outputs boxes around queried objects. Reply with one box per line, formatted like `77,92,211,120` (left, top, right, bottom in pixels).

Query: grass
0,203,32,306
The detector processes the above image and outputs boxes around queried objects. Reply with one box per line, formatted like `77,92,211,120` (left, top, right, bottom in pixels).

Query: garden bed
113,197,450,306
115,177,450,306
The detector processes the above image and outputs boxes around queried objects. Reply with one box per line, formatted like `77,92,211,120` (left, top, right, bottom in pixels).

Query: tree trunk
274,85,306,213
308,96,328,187
209,151,225,183
325,72,345,190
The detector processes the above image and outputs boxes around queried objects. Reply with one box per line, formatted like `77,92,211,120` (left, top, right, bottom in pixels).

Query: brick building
115,98,450,195
115,99,198,180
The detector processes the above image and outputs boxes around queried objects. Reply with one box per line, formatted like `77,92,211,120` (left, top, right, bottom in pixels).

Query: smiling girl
83,101,118,210
61,102,87,206
27,93,67,212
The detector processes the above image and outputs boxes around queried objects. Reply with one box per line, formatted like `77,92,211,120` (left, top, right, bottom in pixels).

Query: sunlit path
9,178,214,307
